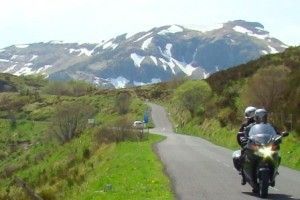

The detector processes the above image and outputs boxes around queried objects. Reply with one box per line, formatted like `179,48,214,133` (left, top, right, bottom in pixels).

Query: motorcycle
240,123,288,198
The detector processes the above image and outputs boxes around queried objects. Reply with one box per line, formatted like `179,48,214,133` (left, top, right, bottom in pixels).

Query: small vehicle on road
133,121,144,129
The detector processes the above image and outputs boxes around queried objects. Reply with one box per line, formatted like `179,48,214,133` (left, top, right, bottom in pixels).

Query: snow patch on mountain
268,45,279,54
158,58,168,71
203,72,210,79
233,26,269,40
15,44,29,48
108,76,129,88
184,23,223,32
159,58,176,74
130,53,145,67
159,43,196,76
133,81,146,86
11,55,18,60
158,25,183,35
165,44,173,58
135,32,153,42
172,59,197,76
141,37,152,50
102,40,118,50
0,59,10,62
3,65,16,73
281,44,289,48
150,56,158,65
261,50,268,55
30,55,38,61
125,32,136,39
93,77,101,85
36,65,53,73
69,48,93,56
49,40,64,44
133,78,161,86
14,67,35,76
24,63,33,67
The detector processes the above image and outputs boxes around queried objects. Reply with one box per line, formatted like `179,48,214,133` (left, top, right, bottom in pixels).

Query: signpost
144,110,150,134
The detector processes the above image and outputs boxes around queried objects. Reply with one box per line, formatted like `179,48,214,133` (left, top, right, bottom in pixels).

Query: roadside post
144,111,149,135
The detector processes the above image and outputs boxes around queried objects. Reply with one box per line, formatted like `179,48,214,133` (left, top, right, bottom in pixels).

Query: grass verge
64,134,173,200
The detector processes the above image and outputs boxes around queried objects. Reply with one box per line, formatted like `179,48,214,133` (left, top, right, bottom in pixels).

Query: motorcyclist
233,106,256,185
237,106,256,147
243,108,283,189
246,108,281,136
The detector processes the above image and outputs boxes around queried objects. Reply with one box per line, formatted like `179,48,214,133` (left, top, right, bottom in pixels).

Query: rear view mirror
281,131,289,137
274,136,282,145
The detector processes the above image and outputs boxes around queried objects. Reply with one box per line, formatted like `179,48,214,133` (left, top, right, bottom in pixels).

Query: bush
1,164,19,178
115,92,131,115
0,151,8,161
173,80,212,118
82,148,91,159
93,117,146,145
43,80,96,97
49,101,95,143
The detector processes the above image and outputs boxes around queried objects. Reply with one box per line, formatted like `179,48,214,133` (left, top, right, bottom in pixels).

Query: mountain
0,20,288,88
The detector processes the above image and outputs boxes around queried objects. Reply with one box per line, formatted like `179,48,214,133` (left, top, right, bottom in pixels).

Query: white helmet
244,106,256,119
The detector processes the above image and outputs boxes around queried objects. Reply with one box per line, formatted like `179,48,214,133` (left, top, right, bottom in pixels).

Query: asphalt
149,103,300,200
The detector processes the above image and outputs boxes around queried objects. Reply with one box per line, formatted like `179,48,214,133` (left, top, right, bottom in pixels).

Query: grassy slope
0,90,172,199
64,134,172,200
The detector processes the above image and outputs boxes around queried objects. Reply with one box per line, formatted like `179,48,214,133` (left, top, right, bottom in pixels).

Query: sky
1,0,300,48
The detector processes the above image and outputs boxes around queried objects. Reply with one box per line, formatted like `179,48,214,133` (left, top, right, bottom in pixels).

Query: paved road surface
149,103,300,200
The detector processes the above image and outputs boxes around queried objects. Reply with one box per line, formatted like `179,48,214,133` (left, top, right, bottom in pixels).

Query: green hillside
135,47,300,170
0,78,173,199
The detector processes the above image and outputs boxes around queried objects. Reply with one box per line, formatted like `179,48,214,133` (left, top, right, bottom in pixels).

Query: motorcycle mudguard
257,168,270,180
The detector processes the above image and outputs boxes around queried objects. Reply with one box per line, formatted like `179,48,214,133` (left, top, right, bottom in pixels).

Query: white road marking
223,163,230,168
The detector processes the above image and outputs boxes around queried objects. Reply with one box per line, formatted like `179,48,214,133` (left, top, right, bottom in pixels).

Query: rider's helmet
244,106,256,119
254,108,268,123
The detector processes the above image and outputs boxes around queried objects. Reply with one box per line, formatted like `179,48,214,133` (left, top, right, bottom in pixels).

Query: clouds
0,0,299,48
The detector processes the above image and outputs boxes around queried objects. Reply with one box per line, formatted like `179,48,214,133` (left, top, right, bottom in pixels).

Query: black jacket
237,118,255,147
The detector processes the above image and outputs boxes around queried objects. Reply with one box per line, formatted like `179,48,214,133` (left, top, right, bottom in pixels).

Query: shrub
1,164,19,178
115,92,131,115
173,80,212,118
82,148,91,159
0,151,8,161
43,80,96,97
49,101,95,143
93,117,145,145
241,65,290,111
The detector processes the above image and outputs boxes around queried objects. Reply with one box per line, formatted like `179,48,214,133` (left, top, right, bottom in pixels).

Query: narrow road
149,103,300,200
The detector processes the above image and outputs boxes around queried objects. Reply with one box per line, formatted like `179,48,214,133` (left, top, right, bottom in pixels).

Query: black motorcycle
241,123,288,198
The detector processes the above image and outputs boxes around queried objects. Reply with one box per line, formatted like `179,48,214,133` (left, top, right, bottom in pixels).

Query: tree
50,101,95,143
173,80,212,117
115,92,131,115
242,65,290,111
0,94,29,128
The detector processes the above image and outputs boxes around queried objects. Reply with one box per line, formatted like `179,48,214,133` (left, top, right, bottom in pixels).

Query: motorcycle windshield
249,124,277,145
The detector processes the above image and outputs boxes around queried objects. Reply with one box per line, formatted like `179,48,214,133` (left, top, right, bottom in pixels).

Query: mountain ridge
0,20,288,88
